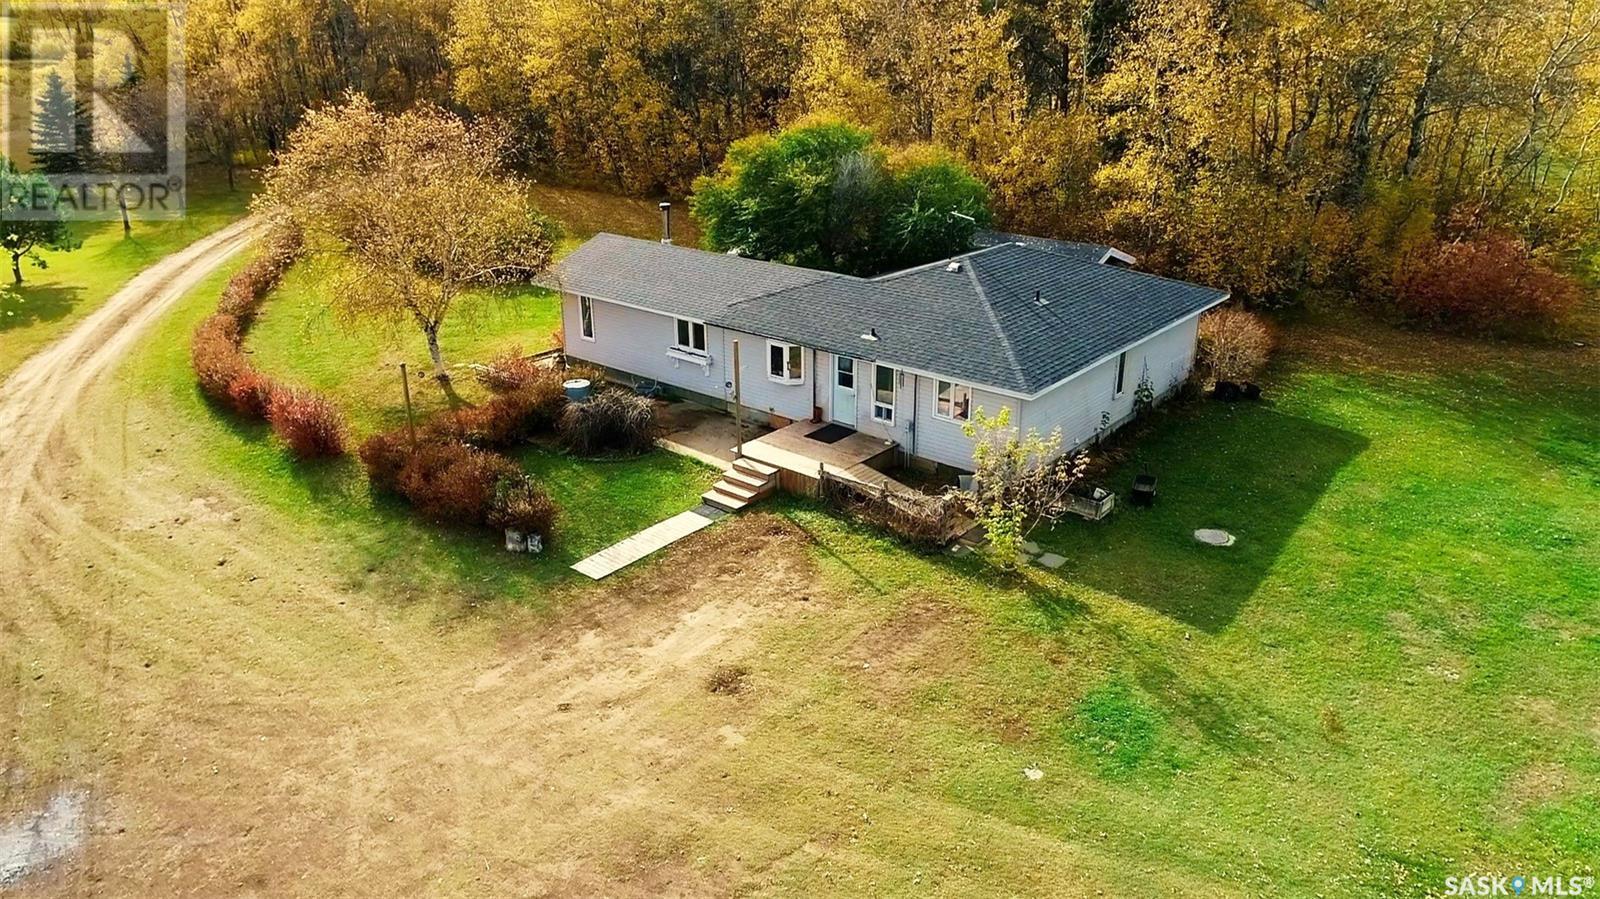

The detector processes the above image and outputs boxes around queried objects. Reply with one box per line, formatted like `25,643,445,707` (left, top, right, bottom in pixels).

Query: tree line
186,0,1600,313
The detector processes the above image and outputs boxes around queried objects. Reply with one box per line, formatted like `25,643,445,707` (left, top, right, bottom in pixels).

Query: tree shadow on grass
1039,402,1368,633
0,283,85,330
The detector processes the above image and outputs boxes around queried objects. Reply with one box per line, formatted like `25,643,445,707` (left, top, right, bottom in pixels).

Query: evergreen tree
30,72,94,174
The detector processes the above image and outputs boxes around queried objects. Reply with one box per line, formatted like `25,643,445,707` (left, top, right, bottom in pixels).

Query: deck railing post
732,340,744,457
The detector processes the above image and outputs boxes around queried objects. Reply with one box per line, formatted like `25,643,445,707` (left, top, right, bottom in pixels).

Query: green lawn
709,328,1598,895
0,172,255,381
126,250,714,601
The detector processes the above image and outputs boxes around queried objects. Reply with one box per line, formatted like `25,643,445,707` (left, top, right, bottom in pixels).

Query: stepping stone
1035,552,1066,569
948,544,972,557
1021,540,1041,555
1193,528,1236,547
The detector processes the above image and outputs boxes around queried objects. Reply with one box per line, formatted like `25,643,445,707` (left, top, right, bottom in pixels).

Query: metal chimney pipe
659,202,673,245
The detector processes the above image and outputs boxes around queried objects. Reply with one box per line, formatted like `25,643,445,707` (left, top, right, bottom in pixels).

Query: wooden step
701,489,750,512
711,480,761,502
732,457,778,479
722,469,771,491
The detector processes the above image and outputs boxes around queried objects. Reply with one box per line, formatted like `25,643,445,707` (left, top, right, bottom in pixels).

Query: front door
832,355,857,427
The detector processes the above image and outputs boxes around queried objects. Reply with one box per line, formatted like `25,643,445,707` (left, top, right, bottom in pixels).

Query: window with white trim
578,296,595,340
1113,351,1128,397
767,341,803,383
674,317,707,353
873,364,897,423
934,380,972,422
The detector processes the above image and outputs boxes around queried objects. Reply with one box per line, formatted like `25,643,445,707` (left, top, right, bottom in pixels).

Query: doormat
806,423,855,444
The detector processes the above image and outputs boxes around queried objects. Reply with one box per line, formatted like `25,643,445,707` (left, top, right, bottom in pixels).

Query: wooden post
400,362,417,449
732,340,744,457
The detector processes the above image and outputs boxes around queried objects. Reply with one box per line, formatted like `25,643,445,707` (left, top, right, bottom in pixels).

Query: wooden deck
570,507,721,579
740,420,914,496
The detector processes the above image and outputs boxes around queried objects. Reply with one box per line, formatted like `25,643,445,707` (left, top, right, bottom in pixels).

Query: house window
767,341,803,383
674,318,707,353
935,380,972,422
578,296,595,341
873,364,896,423
1113,351,1128,397
835,355,854,389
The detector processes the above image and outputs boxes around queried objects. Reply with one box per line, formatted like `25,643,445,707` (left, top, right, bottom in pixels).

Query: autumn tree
0,160,82,285
959,407,1088,569
258,96,558,381
691,119,990,275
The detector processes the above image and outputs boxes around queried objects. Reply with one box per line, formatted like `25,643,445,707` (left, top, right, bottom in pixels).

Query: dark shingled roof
555,232,837,320
557,233,1228,396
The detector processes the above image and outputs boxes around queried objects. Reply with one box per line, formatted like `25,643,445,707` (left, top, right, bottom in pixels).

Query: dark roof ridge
963,260,1027,388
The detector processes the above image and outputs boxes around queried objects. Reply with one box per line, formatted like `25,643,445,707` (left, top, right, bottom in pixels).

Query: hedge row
189,228,348,460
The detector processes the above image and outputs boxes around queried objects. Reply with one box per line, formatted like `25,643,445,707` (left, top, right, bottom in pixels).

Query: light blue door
832,356,857,427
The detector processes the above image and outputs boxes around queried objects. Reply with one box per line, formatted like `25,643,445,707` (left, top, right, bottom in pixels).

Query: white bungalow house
554,229,1228,478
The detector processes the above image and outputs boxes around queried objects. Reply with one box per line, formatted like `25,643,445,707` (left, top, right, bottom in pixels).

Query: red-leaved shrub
395,441,521,525
429,374,570,448
225,368,278,418
1393,232,1580,336
266,387,348,459
358,429,415,493
191,313,247,402
216,228,304,321
488,476,559,540
475,346,544,393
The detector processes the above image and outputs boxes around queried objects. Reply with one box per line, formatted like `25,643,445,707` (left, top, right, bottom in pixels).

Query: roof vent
861,328,880,342
1035,289,1048,306
945,261,962,273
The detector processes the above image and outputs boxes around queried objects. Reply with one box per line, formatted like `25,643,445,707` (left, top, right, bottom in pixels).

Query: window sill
667,346,711,364
768,376,804,386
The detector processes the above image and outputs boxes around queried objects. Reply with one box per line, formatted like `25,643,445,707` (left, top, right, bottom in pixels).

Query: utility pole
732,340,744,457
400,362,417,449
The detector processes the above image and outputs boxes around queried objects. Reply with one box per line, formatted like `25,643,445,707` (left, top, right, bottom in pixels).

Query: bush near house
1197,308,1274,384
559,389,659,456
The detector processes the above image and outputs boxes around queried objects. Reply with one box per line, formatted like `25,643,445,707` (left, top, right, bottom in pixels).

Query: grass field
4,185,1596,894
0,173,255,382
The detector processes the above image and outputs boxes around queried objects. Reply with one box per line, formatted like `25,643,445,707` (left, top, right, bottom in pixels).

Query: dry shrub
395,441,521,525
191,313,246,402
225,368,278,419
1197,308,1273,383
358,429,415,493
475,345,544,393
266,387,348,459
559,389,658,456
818,474,964,549
705,664,750,695
1393,232,1580,337
487,476,559,540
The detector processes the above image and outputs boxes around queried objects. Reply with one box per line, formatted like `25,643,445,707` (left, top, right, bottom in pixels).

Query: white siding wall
1019,315,1200,451
909,377,1018,470
564,291,1204,470
561,291,814,422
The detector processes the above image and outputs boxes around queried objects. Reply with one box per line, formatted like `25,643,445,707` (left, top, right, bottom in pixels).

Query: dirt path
0,219,260,534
